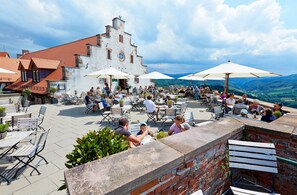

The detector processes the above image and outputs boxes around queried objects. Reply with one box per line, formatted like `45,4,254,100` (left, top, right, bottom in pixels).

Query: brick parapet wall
65,116,297,195
242,116,297,195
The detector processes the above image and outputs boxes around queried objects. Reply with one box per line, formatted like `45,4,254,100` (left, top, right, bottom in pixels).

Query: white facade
65,18,152,94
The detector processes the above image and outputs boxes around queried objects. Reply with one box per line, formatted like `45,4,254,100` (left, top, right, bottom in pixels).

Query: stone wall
64,115,297,195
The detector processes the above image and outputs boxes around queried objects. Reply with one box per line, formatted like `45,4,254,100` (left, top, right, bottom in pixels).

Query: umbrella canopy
178,74,224,81
85,67,134,90
85,67,134,79
138,71,173,80
193,60,281,94
0,67,16,74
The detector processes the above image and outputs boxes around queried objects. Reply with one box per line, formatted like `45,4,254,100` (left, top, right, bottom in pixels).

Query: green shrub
49,87,57,94
156,131,168,140
119,99,124,105
22,88,31,95
0,123,9,133
167,100,173,106
65,127,128,169
59,127,128,191
0,107,6,114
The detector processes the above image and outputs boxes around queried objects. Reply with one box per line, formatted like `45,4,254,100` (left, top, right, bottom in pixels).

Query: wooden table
111,105,132,111
1,112,31,124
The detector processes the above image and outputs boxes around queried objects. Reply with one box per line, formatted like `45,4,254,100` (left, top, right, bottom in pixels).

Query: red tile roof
21,36,98,67
0,52,9,58
0,57,20,82
30,58,60,69
18,59,30,70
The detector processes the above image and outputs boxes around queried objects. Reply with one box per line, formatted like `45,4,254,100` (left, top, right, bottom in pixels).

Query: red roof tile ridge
21,35,98,57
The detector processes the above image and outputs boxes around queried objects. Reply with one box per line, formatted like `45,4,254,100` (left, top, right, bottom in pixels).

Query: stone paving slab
0,100,213,194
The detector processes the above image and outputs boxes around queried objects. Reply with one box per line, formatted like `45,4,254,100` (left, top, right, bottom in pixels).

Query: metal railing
277,156,297,167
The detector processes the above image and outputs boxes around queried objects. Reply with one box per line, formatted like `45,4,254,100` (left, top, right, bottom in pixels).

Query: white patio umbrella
193,60,281,94
0,67,16,74
138,71,173,80
179,74,224,86
85,67,134,90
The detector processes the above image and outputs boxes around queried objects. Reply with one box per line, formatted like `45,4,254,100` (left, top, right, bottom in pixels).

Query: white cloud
0,0,296,74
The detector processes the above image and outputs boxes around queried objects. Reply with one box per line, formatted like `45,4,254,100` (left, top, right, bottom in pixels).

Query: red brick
173,180,186,191
154,176,179,194
177,164,185,172
160,187,173,195
160,173,174,182
185,161,194,168
131,178,158,195
146,191,155,195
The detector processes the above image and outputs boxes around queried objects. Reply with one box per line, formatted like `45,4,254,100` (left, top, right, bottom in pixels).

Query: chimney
105,25,111,37
22,50,29,55
16,54,22,58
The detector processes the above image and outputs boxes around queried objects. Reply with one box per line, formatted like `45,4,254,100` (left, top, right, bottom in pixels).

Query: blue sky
0,0,297,75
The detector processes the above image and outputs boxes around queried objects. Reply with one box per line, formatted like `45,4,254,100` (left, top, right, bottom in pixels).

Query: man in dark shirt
115,118,147,148
261,109,276,123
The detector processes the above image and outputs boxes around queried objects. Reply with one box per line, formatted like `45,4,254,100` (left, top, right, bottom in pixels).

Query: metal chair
98,102,112,124
8,129,50,178
9,113,32,131
16,118,39,143
161,108,176,127
211,106,223,120
111,107,123,125
37,106,47,130
226,140,279,195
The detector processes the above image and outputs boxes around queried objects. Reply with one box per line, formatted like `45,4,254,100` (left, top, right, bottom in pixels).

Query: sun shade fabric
85,67,134,79
138,71,173,79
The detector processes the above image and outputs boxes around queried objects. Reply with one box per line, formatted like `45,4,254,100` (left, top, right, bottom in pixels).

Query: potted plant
156,131,168,140
49,87,58,104
143,92,147,99
59,127,128,191
0,107,6,117
22,88,31,106
0,123,9,140
174,96,178,103
119,99,124,107
117,86,121,92
167,100,173,108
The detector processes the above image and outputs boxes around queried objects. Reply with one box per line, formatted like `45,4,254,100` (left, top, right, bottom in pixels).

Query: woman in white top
225,93,235,113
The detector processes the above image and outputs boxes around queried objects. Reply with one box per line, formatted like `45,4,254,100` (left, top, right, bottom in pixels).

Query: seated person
137,122,154,137
85,91,98,111
232,98,248,115
143,95,161,120
114,118,148,148
242,94,249,105
114,91,125,104
273,103,285,116
261,109,276,123
95,86,101,100
225,93,236,113
248,99,264,115
240,109,248,118
168,115,190,135
101,94,110,109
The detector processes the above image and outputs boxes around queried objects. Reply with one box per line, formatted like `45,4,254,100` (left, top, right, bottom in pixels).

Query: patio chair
176,102,187,116
146,111,157,124
9,113,32,131
129,96,140,111
161,108,176,127
37,106,47,131
128,123,140,135
211,106,223,120
8,129,50,178
111,107,123,125
98,102,112,124
16,118,39,143
226,140,279,195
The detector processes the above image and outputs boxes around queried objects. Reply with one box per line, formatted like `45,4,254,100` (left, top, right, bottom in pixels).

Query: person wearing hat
168,115,190,136
273,103,284,117
137,122,154,137
114,118,148,148
240,109,248,118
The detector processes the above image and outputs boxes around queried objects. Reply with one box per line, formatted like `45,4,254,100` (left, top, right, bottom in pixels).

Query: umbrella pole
110,75,112,94
224,73,230,95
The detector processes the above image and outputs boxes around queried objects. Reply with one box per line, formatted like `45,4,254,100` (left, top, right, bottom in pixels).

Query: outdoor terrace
0,98,296,195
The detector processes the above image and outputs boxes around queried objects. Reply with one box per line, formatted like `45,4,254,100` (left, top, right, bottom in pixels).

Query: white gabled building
64,17,152,94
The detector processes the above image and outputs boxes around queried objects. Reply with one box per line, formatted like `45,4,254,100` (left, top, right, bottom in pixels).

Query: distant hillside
156,74,297,109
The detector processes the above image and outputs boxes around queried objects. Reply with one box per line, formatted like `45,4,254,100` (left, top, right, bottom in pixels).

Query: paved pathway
0,100,212,195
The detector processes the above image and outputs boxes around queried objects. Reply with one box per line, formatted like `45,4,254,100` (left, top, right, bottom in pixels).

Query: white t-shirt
226,98,236,105
114,94,124,102
144,100,156,113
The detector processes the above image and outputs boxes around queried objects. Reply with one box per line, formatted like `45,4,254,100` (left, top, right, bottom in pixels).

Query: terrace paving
0,100,212,195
